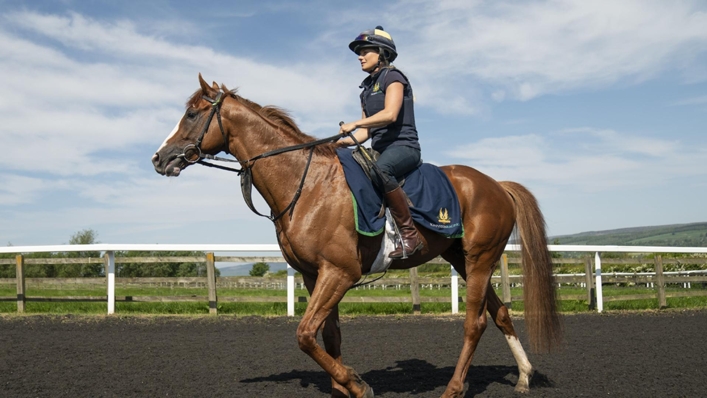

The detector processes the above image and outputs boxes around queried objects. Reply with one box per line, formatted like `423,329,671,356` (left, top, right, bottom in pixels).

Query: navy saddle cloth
337,148,464,238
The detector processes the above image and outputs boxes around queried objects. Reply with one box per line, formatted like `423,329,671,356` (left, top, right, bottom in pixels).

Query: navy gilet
359,68,420,153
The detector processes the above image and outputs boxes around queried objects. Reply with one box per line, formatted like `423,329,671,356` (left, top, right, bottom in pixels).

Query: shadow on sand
241,358,554,396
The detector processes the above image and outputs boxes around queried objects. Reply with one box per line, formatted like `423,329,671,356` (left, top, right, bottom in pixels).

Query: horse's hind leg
487,285,534,393
440,253,497,398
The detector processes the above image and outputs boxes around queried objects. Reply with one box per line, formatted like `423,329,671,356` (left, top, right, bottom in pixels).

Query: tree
116,251,217,277
249,262,270,277
58,229,102,277
551,238,562,259
0,243,15,278
69,229,99,246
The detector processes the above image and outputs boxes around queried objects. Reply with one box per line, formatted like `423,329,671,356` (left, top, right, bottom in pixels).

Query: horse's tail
499,181,563,353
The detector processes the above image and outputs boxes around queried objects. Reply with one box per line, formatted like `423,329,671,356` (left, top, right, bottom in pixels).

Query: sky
1,0,706,247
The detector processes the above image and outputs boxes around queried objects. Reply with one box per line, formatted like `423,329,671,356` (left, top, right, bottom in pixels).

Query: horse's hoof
343,365,373,398
514,368,533,394
331,388,351,398
360,382,374,398
514,385,530,394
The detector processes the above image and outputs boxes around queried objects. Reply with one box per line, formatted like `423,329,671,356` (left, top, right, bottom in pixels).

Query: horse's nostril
152,153,159,164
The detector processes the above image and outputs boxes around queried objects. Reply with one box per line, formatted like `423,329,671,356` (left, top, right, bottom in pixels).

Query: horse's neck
224,105,331,217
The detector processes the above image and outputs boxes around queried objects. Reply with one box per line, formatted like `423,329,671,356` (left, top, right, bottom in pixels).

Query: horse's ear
211,82,219,90
198,73,216,97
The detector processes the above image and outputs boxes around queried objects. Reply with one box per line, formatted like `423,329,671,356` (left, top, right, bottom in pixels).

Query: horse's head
152,74,229,177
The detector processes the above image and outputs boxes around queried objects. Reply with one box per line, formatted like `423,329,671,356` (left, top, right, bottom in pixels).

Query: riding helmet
349,26,397,62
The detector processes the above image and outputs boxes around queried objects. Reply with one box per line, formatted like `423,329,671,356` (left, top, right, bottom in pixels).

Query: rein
185,90,341,222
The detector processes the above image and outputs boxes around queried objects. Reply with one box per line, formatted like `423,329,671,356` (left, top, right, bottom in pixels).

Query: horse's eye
186,110,198,119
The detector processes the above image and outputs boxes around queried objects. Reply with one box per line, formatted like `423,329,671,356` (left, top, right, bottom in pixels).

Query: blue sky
1,0,706,246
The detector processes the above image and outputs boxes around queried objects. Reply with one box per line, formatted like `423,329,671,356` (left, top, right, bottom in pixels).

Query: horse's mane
186,85,336,158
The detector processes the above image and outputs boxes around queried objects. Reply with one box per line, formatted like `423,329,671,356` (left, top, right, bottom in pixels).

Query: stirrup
389,241,423,259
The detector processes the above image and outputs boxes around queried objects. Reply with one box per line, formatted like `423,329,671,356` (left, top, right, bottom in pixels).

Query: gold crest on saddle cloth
438,208,451,224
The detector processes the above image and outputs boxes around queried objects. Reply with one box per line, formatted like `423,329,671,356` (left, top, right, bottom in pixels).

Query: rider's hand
339,122,358,135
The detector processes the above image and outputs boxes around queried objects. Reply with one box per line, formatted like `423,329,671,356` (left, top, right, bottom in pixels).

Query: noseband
179,90,342,222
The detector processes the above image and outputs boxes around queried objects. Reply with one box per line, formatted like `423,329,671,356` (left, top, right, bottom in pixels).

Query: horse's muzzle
152,152,185,177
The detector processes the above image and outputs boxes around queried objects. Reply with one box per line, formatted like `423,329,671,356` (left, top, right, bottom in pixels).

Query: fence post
409,267,421,315
104,251,115,314
16,254,25,313
500,254,511,309
655,255,667,309
206,253,218,315
287,264,295,317
584,256,596,310
595,252,603,313
451,265,459,314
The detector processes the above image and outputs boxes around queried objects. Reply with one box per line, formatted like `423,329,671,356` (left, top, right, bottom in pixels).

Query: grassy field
1,283,706,316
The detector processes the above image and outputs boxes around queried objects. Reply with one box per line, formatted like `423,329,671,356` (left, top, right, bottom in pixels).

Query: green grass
1,282,705,316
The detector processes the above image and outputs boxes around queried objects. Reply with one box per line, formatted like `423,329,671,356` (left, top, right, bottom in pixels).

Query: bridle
177,91,228,165
177,90,341,222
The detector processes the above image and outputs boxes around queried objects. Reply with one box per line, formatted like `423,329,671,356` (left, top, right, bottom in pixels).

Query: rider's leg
384,187,423,258
375,145,423,258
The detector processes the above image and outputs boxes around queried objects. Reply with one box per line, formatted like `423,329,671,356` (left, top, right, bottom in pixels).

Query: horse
152,74,562,398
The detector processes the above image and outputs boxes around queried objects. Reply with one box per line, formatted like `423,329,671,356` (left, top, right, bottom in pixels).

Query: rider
339,26,423,259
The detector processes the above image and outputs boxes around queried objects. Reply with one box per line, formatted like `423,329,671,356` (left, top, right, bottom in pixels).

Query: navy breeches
374,145,421,193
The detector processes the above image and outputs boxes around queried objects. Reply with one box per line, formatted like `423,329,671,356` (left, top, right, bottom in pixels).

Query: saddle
351,147,406,188
336,147,463,238
351,147,409,218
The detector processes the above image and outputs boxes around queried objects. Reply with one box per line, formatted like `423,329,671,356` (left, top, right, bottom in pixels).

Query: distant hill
552,222,707,247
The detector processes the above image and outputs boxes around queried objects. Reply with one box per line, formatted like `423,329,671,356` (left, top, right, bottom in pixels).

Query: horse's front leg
323,304,351,397
298,268,372,398
302,275,351,398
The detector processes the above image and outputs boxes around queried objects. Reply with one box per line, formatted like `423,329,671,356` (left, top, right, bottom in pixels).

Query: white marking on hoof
506,335,533,393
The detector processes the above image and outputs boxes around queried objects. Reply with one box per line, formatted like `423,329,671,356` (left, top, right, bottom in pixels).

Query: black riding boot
385,187,424,259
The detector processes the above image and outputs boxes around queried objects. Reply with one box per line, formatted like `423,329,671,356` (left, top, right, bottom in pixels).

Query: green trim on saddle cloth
350,192,385,236
349,192,464,238
447,223,465,239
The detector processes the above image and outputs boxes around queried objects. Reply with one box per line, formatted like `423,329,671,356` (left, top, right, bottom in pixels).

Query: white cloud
0,11,358,180
388,0,707,110
0,174,47,205
447,128,707,192
0,165,276,244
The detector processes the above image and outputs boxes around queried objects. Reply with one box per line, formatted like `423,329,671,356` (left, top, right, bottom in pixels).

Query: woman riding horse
338,26,423,259
152,61,562,396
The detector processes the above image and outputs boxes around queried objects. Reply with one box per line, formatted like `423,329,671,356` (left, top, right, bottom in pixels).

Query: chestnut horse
152,75,561,397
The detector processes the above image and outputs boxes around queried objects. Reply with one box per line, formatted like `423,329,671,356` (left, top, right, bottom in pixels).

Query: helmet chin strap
363,47,387,74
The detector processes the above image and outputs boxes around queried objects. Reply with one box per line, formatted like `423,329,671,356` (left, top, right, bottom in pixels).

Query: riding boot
385,187,424,259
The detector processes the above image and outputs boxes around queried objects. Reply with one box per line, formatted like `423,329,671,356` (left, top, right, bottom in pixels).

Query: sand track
1,310,705,397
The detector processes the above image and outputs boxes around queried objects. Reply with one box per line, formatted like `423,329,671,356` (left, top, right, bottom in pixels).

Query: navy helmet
348,26,397,62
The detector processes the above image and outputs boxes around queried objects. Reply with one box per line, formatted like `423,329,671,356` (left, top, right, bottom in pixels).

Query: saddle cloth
336,148,464,238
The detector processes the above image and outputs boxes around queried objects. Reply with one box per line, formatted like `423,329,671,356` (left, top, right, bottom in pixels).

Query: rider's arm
339,82,404,138
339,109,370,146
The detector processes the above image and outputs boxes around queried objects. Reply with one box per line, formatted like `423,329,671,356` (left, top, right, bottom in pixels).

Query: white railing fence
2,244,707,315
